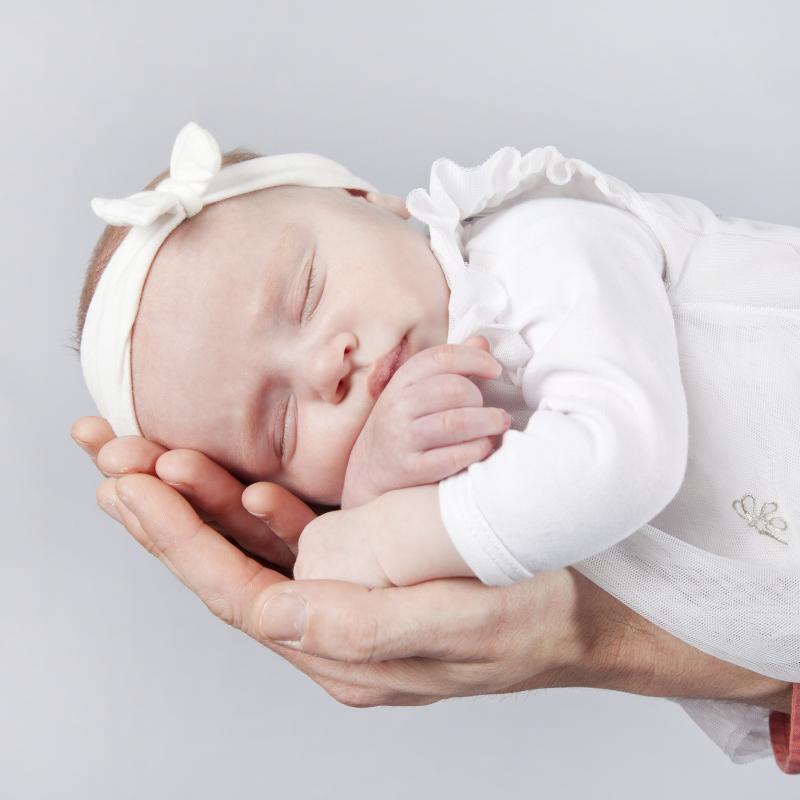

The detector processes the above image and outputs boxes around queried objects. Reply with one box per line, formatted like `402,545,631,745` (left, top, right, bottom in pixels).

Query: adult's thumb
257,577,493,664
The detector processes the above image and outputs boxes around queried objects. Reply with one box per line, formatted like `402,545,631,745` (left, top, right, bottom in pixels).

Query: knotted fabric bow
80,122,377,437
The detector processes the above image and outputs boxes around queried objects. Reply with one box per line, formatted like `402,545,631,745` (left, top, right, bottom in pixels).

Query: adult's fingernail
261,592,306,644
71,434,91,451
98,495,122,523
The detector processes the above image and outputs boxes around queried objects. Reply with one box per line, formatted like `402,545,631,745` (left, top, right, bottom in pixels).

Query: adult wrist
526,569,792,712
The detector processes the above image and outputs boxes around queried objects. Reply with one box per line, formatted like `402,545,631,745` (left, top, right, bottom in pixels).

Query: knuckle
448,449,466,474
473,438,489,460
431,343,457,366
442,374,465,403
207,593,238,629
466,382,484,407
335,610,380,664
443,408,467,438
139,538,160,559
398,448,417,472
393,394,410,418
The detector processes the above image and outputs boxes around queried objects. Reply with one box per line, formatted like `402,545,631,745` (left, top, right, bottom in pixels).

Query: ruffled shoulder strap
405,145,652,280
404,145,656,382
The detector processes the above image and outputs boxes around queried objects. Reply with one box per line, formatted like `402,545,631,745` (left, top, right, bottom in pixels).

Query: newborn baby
78,122,690,588
79,122,800,762
128,182,505,510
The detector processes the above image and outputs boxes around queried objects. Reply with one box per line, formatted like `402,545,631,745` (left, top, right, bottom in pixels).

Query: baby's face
131,185,450,506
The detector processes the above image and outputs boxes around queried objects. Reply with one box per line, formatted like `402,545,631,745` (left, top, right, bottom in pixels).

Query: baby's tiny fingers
405,372,485,417
417,437,498,480
464,335,491,353
397,343,503,385
412,407,511,451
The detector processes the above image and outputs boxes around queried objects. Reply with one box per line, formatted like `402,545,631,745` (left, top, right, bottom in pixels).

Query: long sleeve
409,145,800,764
438,198,690,586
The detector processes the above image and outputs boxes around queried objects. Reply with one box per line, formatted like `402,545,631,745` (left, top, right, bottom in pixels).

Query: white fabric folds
81,122,377,436
405,145,800,763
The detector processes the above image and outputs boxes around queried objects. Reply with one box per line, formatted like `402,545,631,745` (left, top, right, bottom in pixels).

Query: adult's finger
70,416,166,479
114,474,505,663
70,416,116,464
97,475,560,706
97,436,167,478
113,473,289,628
155,450,295,572
255,576,505,664
241,482,319,556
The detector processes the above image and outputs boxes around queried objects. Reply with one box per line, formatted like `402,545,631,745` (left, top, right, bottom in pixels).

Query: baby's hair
70,147,262,354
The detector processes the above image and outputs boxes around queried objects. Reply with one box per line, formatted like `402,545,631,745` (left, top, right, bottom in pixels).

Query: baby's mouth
366,335,409,399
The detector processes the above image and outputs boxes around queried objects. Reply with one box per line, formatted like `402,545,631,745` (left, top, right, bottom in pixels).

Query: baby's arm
296,340,511,587
294,482,475,587
438,198,690,585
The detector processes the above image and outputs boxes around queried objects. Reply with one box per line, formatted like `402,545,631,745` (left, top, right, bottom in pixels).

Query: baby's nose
302,331,358,403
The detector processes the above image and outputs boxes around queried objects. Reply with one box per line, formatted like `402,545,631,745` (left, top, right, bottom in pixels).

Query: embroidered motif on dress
732,494,790,545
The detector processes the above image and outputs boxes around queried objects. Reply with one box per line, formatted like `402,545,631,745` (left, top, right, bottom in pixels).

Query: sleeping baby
79,121,800,763
78,121,691,588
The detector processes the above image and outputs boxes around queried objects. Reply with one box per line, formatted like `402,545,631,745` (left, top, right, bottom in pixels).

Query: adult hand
71,417,793,712
70,416,581,706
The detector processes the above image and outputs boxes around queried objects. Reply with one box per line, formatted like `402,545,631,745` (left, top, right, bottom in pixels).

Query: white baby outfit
404,146,800,764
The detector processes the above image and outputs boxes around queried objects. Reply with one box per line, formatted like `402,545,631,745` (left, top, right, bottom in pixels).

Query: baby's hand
340,336,511,509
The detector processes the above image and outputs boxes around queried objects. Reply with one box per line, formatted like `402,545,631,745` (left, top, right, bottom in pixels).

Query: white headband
80,122,378,437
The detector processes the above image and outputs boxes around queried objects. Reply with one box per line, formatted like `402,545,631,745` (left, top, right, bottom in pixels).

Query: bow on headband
80,121,377,439
91,122,222,226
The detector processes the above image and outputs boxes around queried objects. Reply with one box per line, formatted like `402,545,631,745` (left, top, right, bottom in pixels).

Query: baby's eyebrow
250,238,292,320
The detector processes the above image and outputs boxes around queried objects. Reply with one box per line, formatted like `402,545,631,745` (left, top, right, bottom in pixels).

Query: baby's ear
346,188,410,220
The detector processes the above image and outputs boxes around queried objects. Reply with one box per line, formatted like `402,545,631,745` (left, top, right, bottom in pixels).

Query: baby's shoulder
464,195,647,256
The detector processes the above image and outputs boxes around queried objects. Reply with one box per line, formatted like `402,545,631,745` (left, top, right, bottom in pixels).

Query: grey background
3,0,798,796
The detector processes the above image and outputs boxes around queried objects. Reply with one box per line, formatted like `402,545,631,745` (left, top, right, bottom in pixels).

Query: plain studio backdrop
3,1,798,797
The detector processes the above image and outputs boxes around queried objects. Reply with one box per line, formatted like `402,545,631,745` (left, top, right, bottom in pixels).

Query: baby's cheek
291,424,354,507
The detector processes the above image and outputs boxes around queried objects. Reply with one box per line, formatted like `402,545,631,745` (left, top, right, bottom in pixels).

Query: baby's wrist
339,464,383,510
371,485,475,585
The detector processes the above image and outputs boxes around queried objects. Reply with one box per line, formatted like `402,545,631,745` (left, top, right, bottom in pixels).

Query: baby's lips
367,336,410,399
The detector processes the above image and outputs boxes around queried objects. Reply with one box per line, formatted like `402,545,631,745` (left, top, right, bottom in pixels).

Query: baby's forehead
139,183,355,333
137,187,322,342
151,189,303,283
